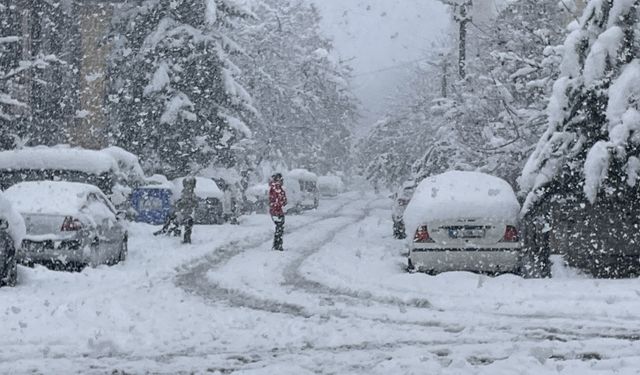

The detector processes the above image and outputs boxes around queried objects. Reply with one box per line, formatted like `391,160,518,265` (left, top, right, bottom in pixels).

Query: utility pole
438,0,472,79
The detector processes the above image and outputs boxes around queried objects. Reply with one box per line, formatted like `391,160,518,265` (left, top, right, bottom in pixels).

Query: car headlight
0,219,8,231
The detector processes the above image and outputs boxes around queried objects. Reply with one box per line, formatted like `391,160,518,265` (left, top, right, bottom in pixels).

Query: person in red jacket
269,173,287,251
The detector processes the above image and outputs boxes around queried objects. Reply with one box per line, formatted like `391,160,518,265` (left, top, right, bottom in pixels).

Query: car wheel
7,259,17,287
407,258,416,273
118,235,128,263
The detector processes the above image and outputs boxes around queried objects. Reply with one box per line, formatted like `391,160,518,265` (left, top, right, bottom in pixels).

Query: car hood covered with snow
404,171,520,233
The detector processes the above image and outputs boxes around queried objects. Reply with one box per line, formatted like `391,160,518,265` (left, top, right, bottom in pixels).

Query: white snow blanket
404,171,520,233
0,192,25,247
0,146,118,174
1,193,640,373
172,177,223,200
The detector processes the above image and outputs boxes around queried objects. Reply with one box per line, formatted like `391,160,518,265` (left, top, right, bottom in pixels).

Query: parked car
286,169,319,212
245,183,269,214
318,175,345,197
0,192,25,287
201,168,244,223
172,177,224,225
4,181,128,271
0,145,139,213
101,146,147,210
130,175,174,225
391,180,417,239
404,171,523,275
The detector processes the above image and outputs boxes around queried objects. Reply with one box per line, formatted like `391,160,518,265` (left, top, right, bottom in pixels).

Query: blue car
131,187,173,225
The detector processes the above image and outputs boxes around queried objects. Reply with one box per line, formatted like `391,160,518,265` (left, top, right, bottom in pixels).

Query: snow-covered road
2,192,640,374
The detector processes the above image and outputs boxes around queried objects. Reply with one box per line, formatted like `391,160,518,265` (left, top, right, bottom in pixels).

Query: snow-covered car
130,175,174,225
404,171,522,275
245,183,269,214
0,146,120,193
201,168,244,222
172,177,224,225
318,175,345,197
286,169,319,212
391,180,417,239
0,192,25,287
101,146,147,210
4,181,128,271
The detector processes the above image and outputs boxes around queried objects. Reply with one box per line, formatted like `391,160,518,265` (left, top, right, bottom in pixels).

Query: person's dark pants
272,215,285,250
182,216,194,244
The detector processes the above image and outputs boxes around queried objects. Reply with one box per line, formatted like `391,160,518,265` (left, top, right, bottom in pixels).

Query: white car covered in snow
318,175,345,197
4,181,128,271
285,169,319,212
404,171,522,275
172,177,225,224
0,192,25,287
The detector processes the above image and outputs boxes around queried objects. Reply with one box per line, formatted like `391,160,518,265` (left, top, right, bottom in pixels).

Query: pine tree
106,0,255,178
520,0,640,277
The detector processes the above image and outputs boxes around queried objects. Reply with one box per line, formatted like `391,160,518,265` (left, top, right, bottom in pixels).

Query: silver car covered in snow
405,171,522,275
4,181,127,270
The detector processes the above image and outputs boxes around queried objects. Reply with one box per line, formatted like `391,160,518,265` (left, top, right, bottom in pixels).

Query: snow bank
3,181,102,216
0,146,118,175
404,171,519,232
172,177,223,199
0,192,25,247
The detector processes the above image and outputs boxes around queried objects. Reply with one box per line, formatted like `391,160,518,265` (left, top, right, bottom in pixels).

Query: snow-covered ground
2,192,640,374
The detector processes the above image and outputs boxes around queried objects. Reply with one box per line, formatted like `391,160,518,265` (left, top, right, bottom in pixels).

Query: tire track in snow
175,197,367,317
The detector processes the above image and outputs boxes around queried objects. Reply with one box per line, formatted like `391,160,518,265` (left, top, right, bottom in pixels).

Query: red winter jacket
269,181,287,216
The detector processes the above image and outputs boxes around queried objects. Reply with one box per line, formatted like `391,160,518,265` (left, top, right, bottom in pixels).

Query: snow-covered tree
236,0,357,174
106,0,256,178
360,0,569,188
520,0,640,277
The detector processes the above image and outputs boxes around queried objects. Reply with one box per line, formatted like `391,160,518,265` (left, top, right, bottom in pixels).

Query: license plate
22,240,53,253
448,228,485,239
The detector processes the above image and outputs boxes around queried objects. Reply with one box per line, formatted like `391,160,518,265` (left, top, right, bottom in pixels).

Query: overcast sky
310,0,451,137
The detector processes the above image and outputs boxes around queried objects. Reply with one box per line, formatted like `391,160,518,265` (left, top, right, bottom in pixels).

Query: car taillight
502,225,519,242
414,225,434,243
61,216,83,231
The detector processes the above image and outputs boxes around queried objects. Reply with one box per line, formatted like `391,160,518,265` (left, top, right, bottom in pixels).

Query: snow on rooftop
404,171,520,232
3,181,102,216
0,146,119,175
